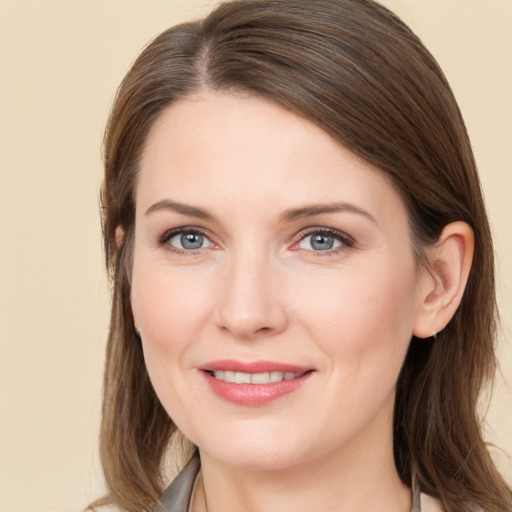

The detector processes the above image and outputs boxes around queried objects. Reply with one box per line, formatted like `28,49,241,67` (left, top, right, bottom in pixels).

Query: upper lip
200,359,313,374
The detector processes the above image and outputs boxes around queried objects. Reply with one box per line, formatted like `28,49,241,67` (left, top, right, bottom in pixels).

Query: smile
210,370,307,384
200,360,314,406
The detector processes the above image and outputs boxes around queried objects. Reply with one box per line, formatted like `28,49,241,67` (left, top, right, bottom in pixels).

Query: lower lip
202,371,313,406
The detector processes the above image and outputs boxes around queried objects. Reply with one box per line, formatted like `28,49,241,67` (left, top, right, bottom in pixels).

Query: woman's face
131,92,429,471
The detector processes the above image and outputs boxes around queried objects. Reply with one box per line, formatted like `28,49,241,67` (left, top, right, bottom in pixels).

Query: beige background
0,1,510,511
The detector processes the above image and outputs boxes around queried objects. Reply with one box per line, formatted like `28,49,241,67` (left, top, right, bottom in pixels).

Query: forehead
137,91,406,224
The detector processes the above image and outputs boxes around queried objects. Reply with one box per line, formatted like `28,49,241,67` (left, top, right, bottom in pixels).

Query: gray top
153,456,442,512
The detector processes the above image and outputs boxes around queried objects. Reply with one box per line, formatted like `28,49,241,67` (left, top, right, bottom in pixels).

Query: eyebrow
145,199,377,225
278,202,378,225
145,199,215,220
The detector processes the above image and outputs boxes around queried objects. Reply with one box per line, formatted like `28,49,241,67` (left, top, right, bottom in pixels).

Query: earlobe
413,222,474,339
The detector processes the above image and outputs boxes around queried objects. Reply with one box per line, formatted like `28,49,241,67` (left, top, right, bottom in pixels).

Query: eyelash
157,227,215,255
157,227,354,256
293,228,354,256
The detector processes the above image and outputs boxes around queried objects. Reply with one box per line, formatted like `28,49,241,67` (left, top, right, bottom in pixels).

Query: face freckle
130,91,428,472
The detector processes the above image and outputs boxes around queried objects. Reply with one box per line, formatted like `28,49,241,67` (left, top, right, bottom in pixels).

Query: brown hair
92,1,511,510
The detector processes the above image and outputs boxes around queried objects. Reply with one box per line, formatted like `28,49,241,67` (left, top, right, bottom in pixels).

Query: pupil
181,232,203,249
311,234,333,250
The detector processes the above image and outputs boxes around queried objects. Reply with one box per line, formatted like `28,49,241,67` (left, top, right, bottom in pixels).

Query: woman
91,0,511,511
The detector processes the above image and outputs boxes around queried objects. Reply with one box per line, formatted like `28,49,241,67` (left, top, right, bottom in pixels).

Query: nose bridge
216,243,287,339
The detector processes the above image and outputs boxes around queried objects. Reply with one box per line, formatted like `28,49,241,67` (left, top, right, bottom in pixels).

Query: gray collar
154,456,201,512
154,456,423,512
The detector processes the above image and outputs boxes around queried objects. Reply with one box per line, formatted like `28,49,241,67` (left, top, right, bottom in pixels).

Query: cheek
295,261,418,375
130,261,216,426
129,260,216,395
132,259,209,338
292,263,418,440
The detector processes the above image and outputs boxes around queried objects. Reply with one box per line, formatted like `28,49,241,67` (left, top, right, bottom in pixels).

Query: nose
214,251,289,340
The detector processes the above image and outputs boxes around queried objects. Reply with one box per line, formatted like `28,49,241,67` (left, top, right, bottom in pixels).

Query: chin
195,427,315,472
208,448,301,472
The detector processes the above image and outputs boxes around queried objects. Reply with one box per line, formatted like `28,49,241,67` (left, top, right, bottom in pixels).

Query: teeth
270,371,283,382
251,372,271,384
235,372,251,384
224,370,235,383
212,370,305,384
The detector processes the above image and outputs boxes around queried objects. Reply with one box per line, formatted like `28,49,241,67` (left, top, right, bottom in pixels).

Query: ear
115,226,125,251
412,222,474,339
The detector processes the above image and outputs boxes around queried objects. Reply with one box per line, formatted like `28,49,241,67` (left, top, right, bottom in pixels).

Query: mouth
205,369,309,384
199,360,315,406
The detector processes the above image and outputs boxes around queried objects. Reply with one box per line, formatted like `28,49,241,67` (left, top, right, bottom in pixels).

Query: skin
129,91,473,512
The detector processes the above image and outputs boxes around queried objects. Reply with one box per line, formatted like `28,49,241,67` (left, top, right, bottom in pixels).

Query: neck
190,402,411,512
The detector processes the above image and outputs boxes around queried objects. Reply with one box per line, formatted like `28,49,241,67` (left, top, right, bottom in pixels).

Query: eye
162,230,213,251
296,229,353,253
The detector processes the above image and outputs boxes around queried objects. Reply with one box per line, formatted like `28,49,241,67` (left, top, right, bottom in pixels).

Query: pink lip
201,359,312,373
199,360,314,407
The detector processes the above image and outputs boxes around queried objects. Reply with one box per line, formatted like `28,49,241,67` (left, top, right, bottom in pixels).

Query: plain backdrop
0,1,510,511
